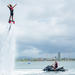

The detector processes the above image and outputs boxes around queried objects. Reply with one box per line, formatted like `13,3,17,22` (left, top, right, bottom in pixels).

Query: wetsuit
9,6,14,16
54,62,58,69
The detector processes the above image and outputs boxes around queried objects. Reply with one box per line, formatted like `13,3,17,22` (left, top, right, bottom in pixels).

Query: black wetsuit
9,7,14,16
55,62,58,69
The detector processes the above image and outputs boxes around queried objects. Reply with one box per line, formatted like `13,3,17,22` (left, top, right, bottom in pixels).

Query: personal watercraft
43,65,66,72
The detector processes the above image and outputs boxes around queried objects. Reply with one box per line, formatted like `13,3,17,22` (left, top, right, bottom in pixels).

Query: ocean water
15,61,75,75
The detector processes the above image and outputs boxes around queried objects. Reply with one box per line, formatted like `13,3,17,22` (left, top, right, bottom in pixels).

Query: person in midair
7,4,17,24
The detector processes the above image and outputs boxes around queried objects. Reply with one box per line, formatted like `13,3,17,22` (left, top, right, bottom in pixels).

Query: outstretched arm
13,4,17,8
7,5,10,8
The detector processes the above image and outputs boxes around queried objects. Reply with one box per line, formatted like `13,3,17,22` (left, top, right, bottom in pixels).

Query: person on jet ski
54,61,58,69
51,60,58,70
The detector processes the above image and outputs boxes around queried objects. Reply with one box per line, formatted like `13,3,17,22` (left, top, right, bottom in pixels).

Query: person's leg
9,15,11,21
12,15,15,24
12,16,13,21
8,15,12,23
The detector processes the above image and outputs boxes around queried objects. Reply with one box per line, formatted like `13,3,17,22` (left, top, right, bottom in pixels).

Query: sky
0,0,75,58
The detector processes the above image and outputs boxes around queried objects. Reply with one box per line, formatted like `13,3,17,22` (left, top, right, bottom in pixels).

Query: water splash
0,24,16,75
15,69,43,75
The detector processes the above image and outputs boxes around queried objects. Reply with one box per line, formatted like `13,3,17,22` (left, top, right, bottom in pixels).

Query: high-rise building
58,52,61,60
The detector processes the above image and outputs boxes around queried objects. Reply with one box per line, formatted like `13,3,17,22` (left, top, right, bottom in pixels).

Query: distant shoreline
16,58,75,62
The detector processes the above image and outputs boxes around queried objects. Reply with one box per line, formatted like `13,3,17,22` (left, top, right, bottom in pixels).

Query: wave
14,69,75,75
58,69,75,75
15,69,44,75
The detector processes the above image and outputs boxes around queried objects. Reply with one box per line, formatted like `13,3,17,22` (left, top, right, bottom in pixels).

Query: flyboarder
7,4,17,24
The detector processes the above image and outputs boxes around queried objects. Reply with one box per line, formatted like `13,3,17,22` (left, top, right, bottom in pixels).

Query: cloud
0,0,75,58
17,47,41,57
15,0,75,58
14,0,67,41
15,17,67,42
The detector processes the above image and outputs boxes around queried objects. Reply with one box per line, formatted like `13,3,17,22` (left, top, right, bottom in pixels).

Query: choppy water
15,61,75,75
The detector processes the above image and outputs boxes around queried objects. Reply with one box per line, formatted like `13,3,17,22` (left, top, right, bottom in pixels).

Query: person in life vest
51,60,58,70
54,61,58,69
7,4,17,24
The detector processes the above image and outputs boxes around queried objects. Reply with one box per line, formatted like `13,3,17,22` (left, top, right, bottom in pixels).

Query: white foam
15,69,44,75
10,69,75,75
58,69,75,75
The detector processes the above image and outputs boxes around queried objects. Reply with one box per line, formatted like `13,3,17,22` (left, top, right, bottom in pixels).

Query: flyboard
8,20,15,31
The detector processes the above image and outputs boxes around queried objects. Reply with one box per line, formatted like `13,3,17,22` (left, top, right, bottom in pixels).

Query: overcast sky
0,0,75,58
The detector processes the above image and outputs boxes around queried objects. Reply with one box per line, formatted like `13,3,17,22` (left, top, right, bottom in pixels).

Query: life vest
9,6,13,12
55,62,58,68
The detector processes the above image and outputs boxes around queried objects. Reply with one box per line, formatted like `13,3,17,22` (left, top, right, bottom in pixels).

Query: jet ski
43,65,66,72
